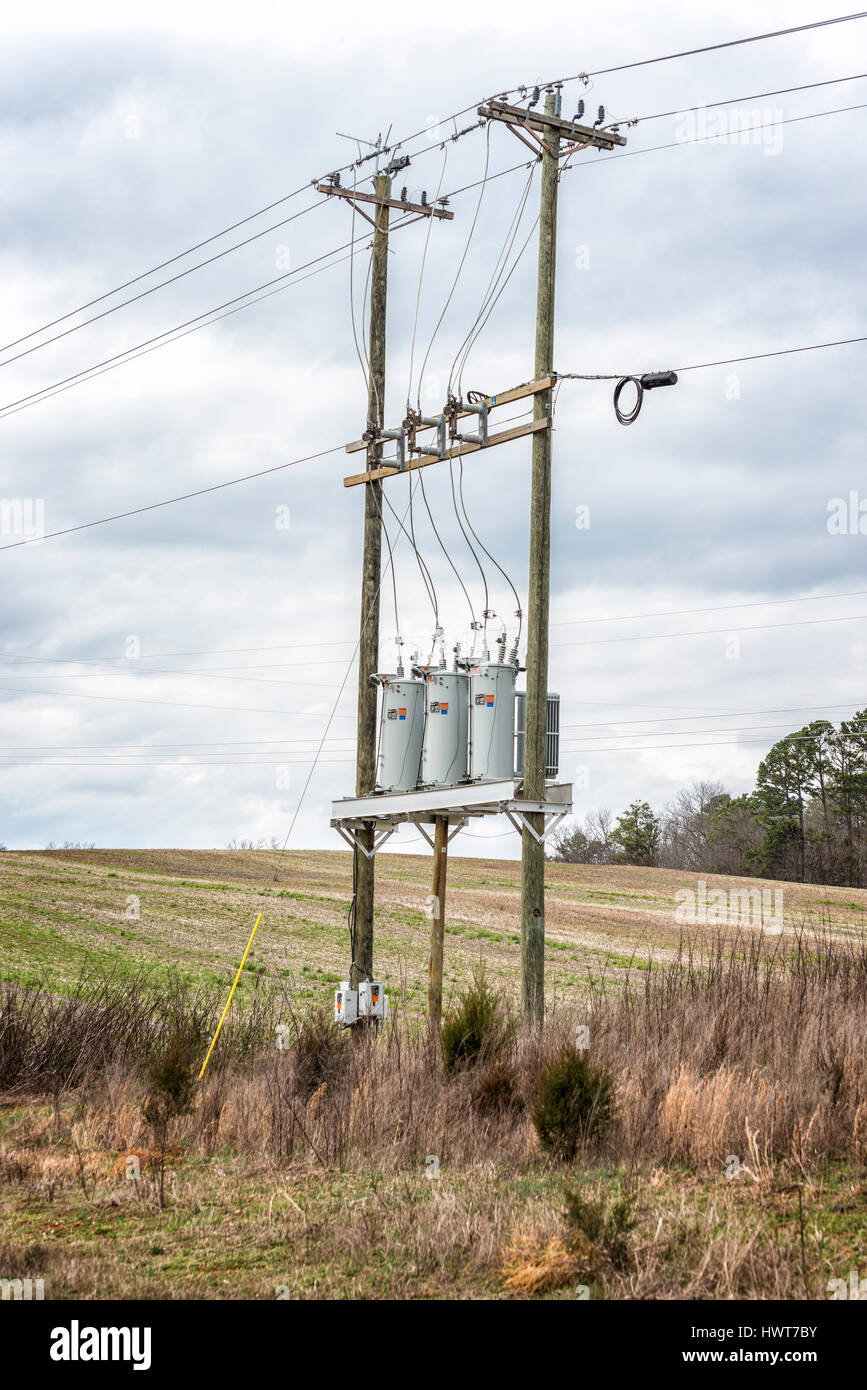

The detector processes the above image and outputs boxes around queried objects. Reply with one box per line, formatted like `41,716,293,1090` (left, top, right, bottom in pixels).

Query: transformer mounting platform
330,778,572,858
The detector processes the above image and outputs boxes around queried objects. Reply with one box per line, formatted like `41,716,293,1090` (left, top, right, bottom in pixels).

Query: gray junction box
514,691,560,779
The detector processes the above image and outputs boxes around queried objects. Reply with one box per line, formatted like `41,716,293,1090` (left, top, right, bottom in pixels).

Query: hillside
2,847,865,1004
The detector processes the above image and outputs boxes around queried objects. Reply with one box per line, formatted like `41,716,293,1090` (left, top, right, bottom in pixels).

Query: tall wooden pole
428,815,449,1026
352,170,391,989
520,91,561,1025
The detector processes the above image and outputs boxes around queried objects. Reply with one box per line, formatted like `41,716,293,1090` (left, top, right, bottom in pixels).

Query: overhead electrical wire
385,404,534,650
448,163,538,397
0,659,347,691
551,586,867,627
455,212,540,402
1,304,858,562
0,246,365,427
0,684,356,720
406,144,449,412
0,161,535,429
380,479,439,631
0,231,387,420
371,481,402,661
0,440,346,552
0,111,488,362
537,11,867,88
8,15,864,373
556,731,841,754
562,719,856,742
560,100,867,177
560,699,867,730
550,611,867,649
415,123,493,411
0,761,355,772
0,196,332,370
632,70,867,124
348,162,372,404
265,475,431,940
556,332,867,392
417,464,476,629
448,448,490,637
456,452,523,649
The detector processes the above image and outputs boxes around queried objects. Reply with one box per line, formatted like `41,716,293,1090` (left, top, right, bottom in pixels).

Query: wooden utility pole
521,90,561,1026
352,170,391,988
428,815,449,1026
476,94,624,1025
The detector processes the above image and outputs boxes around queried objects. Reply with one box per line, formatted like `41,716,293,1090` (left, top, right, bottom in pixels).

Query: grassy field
1,848,865,1300
2,845,865,1005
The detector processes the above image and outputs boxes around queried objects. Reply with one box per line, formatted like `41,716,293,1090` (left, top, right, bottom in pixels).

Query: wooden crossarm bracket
343,417,551,487
505,121,549,159
479,100,627,152
316,183,454,220
344,375,555,457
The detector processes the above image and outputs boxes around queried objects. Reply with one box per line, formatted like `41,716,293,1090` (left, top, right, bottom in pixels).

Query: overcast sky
1,0,865,856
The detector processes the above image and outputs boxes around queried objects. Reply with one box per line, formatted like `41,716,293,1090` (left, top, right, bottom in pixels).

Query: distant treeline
549,710,867,887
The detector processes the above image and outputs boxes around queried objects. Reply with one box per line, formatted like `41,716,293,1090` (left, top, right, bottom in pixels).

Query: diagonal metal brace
504,808,569,845
335,824,398,859
416,818,467,849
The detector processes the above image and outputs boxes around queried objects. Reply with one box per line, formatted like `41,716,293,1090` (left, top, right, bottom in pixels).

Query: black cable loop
613,375,643,425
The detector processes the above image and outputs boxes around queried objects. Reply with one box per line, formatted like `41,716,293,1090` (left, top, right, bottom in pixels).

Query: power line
0,684,356,719
5,21,863,372
0,738,356,749
633,70,867,123
0,247,362,427
0,441,344,553
415,123,493,409
557,333,867,387
560,99,867,178
563,718,854,743
560,700,867,731
551,587,867,628
541,12,867,86
0,106,488,360
557,732,835,754
0,196,331,370
551,611,867,649
0,653,348,691
0,761,355,772
0,643,356,661
0,233,381,420
0,161,532,430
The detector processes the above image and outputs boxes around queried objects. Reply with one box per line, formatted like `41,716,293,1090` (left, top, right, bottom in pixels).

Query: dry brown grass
2,853,866,1298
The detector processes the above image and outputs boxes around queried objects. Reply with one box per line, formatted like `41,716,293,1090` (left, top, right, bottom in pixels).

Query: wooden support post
520,91,561,1026
352,171,391,989
428,815,449,1028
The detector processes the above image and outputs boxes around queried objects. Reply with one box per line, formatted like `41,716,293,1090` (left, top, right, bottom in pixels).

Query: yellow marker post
198,912,263,1080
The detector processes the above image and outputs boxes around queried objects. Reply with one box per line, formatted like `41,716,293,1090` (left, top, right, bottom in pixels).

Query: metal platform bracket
331,778,572,856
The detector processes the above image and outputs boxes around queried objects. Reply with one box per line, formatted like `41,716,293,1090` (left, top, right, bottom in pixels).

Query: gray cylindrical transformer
419,668,470,787
468,661,518,780
375,673,426,792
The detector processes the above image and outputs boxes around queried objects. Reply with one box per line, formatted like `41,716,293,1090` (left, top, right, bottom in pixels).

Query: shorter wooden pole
428,816,449,1027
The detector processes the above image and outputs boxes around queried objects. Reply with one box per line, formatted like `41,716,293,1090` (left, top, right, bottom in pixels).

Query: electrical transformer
467,657,519,780
416,663,470,787
373,671,426,792
514,691,560,778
